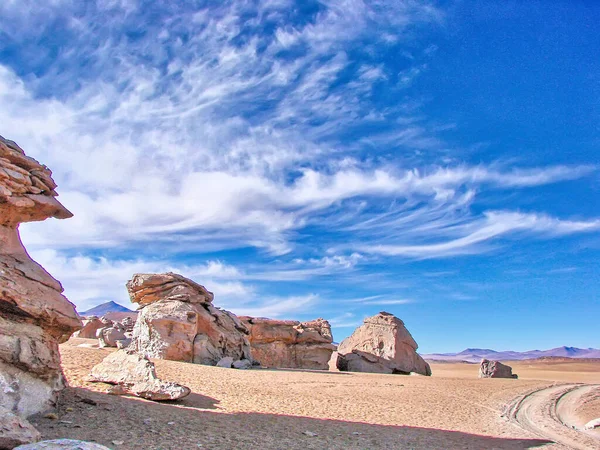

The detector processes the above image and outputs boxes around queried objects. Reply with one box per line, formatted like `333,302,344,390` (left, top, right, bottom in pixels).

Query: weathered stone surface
216,357,234,368
72,317,104,339
14,439,111,449
478,359,517,379
584,418,600,430
96,323,126,348
335,312,431,376
0,406,41,449
128,273,252,365
232,359,252,370
240,317,335,370
0,136,81,418
115,339,132,349
90,350,190,401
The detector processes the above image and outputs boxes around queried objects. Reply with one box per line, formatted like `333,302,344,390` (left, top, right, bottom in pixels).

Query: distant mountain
79,301,134,317
422,346,600,363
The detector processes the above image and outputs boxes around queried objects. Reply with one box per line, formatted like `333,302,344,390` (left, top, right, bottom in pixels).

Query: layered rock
334,312,431,376
240,317,335,370
72,317,105,339
0,136,81,419
90,350,190,401
128,273,252,365
478,359,517,379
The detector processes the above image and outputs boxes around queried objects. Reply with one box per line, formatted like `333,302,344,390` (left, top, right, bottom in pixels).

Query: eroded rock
478,359,517,379
335,312,431,376
89,350,190,401
240,317,335,370
0,136,81,417
128,273,252,365
0,407,41,449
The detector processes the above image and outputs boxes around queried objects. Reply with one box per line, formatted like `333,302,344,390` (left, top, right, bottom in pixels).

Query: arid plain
29,339,600,450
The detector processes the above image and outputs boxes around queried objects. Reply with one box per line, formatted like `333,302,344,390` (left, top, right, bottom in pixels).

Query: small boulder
14,439,111,449
478,359,517,379
116,338,132,349
0,407,41,449
232,359,252,370
584,418,600,430
89,350,190,401
216,357,234,368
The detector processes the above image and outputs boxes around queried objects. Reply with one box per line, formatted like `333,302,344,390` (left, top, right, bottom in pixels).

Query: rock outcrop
96,319,127,348
0,136,81,420
89,350,190,401
334,312,431,376
72,316,105,339
0,407,41,449
240,317,335,370
478,359,517,379
14,439,111,449
128,273,252,365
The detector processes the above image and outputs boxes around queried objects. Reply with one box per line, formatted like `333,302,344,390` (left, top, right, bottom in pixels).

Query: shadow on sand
28,386,554,450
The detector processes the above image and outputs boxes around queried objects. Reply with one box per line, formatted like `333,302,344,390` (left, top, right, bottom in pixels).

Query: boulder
478,359,517,379
584,418,600,430
232,359,252,370
240,317,335,370
0,136,82,418
96,324,126,348
72,317,104,339
128,273,252,365
115,339,132,349
0,407,41,449
335,312,431,376
89,350,190,401
14,439,111,449
216,357,234,368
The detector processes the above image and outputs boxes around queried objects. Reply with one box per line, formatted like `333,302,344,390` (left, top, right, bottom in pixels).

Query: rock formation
334,312,431,376
478,359,517,379
240,317,335,370
0,407,41,449
128,273,252,365
0,136,81,422
96,319,127,348
72,316,105,339
89,350,190,401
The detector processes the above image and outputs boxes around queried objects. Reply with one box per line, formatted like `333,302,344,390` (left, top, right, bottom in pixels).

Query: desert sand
29,339,600,450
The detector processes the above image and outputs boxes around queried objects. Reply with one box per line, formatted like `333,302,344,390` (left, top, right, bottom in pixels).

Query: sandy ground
29,339,600,450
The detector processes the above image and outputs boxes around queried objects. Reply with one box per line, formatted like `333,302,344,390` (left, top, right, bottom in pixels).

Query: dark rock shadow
28,386,554,450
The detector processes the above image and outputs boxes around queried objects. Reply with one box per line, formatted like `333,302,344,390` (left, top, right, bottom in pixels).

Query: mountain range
422,346,600,363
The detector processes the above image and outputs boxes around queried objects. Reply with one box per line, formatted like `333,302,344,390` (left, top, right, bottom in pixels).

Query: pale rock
0,136,81,418
478,359,517,379
72,317,104,339
232,359,252,370
216,357,234,368
0,407,41,449
89,350,190,401
240,317,335,370
128,273,252,365
335,312,431,376
584,418,600,430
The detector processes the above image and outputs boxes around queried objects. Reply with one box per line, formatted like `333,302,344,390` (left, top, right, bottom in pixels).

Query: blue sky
1,1,598,353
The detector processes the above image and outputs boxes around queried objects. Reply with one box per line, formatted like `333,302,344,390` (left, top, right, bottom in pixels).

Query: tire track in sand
504,384,600,450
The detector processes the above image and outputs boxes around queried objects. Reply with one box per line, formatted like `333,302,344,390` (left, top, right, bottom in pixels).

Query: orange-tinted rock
240,317,335,370
335,312,431,376
0,136,82,417
128,273,252,365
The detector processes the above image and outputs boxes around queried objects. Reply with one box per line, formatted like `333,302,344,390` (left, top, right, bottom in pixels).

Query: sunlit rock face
240,317,336,370
334,312,431,376
0,135,82,417
128,273,253,365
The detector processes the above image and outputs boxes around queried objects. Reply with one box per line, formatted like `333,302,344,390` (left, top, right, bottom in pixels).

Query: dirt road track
504,384,600,450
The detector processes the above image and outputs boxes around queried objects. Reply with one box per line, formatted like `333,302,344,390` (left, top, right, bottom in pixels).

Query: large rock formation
72,316,105,339
334,312,431,376
0,136,81,419
90,350,190,401
478,359,517,379
128,273,252,365
240,317,335,370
